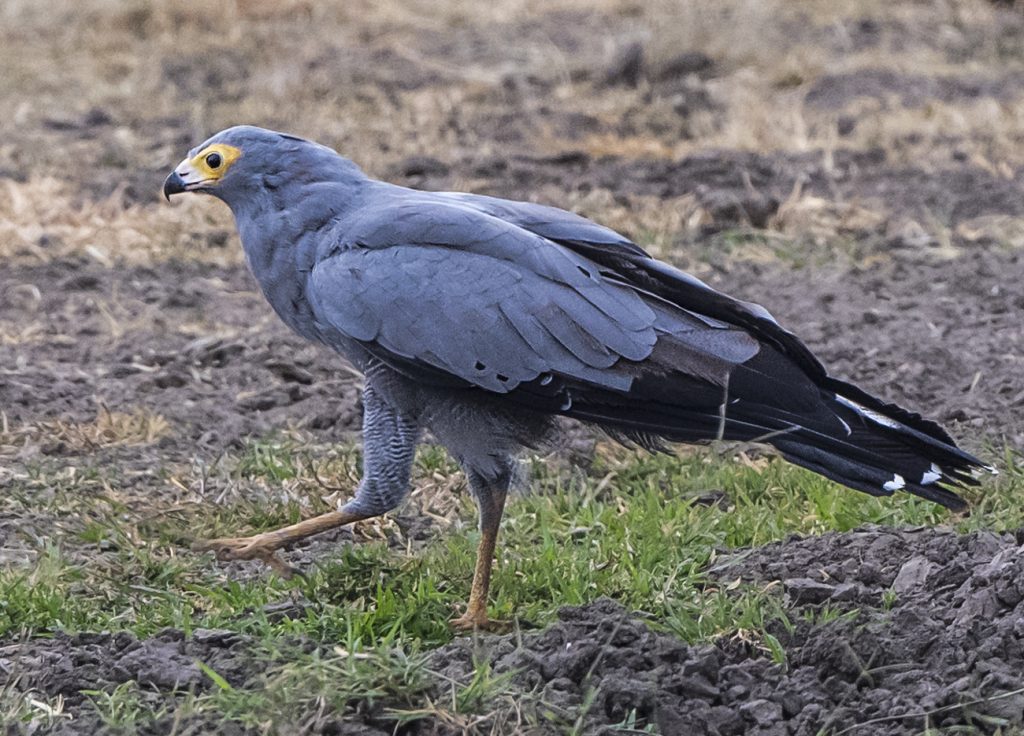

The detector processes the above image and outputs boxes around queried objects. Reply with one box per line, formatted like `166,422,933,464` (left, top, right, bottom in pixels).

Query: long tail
562,349,990,510
528,242,992,508
751,388,984,510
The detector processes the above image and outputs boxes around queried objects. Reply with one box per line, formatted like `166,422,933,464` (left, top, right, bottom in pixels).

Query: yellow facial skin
171,143,243,191
188,143,243,183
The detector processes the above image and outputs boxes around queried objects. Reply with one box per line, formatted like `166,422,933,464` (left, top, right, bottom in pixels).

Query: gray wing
308,199,758,394
307,189,987,514
438,191,651,258
444,191,780,323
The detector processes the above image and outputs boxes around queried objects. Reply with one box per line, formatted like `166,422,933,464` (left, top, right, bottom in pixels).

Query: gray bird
164,126,989,630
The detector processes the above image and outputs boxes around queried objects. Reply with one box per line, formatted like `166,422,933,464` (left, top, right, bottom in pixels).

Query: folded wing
307,200,758,395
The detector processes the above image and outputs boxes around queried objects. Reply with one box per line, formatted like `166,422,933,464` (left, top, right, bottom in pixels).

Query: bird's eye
206,152,223,169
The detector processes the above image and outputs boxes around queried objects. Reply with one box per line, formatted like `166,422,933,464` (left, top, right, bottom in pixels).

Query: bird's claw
449,611,512,634
192,536,301,579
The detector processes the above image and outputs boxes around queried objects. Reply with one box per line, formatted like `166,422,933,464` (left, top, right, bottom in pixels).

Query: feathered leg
194,380,421,576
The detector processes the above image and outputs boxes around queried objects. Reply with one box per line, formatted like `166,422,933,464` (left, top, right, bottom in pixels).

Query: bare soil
2,258,364,458
429,526,1024,735
3,1,1024,734
2,629,263,736
7,527,1024,735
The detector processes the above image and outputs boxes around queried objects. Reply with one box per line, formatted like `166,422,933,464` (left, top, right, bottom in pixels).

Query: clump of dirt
8,524,1024,736
1,628,263,736
426,527,1024,735
715,526,1024,733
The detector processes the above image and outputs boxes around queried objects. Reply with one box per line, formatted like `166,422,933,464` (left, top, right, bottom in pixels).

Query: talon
190,510,365,579
192,535,299,578
450,611,511,633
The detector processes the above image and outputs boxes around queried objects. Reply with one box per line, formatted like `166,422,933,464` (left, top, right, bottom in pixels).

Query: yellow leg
451,488,508,631
193,509,368,578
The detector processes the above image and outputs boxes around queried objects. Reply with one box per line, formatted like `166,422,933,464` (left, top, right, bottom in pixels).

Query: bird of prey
164,126,990,630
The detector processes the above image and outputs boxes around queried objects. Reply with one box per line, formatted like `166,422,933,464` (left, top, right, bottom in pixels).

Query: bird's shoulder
313,184,647,263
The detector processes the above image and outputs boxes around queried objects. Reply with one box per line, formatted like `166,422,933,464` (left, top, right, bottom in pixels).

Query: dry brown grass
0,0,1021,269
594,0,1024,165
0,406,171,455
0,177,240,266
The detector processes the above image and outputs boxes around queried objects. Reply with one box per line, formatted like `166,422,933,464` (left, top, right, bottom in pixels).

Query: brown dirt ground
7,527,1024,735
3,0,1024,734
428,526,1024,735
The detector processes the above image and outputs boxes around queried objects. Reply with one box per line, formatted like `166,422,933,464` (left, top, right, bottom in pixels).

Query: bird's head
163,125,357,211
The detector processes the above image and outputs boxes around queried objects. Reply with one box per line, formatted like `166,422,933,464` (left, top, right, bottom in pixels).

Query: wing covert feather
308,198,761,395
309,245,655,393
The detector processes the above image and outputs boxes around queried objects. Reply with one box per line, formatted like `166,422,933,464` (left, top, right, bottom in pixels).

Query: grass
81,682,158,730
0,406,170,454
1,0,1022,273
3,438,1012,644
206,640,431,732
3,0,1023,731
1,436,1019,732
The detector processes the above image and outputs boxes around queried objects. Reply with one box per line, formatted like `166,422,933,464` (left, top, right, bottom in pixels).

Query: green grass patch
207,637,430,731
1,440,1019,731
2,442,1017,645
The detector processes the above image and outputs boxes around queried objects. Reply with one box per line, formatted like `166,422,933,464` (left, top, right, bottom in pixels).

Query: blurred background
3,2,1024,732
3,0,1022,450
4,0,1024,219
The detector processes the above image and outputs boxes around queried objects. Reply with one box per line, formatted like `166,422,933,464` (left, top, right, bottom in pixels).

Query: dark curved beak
163,171,187,201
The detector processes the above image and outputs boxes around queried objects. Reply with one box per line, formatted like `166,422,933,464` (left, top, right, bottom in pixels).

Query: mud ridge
426,527,1024,735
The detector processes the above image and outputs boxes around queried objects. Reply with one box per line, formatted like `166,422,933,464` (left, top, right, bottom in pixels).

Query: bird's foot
192,535,300,579
449,609,512,633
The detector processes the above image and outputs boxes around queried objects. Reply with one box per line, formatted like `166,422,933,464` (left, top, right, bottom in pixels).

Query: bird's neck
233,178,363,341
